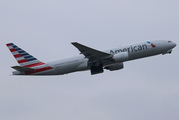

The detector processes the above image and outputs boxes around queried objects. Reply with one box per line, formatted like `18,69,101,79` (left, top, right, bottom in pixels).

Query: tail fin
6,43,45,68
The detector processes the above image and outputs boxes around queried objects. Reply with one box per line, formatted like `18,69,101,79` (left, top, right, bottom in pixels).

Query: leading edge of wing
71,42,112,60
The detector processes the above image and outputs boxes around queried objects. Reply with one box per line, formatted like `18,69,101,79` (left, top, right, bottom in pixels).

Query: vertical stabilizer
6,43,45,67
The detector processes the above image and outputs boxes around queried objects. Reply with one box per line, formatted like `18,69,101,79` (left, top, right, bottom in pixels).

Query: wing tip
71,42,78,44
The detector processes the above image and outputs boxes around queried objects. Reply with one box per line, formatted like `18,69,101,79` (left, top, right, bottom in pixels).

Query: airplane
6,40,176,75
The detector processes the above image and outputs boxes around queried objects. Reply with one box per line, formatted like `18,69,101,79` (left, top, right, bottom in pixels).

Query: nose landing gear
162,49,172,55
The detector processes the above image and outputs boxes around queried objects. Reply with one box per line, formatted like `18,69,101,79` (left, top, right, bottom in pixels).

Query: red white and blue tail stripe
6,43,45,68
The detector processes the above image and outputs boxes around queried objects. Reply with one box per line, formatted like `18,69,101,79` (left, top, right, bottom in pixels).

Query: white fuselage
13,40,176,75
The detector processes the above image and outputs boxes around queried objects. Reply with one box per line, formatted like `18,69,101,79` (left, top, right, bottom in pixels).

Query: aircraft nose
172,42,177,48
168,41,177,48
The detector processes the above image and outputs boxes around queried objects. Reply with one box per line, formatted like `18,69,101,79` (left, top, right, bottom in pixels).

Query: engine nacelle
113,52,129,62
104,63,124,71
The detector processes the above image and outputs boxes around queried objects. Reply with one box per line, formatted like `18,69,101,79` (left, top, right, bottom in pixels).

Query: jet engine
112,52,129,62
104,63,124,71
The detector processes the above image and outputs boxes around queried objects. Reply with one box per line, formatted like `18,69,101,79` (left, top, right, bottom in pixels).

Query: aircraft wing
71,42,112,63
11,66,35,72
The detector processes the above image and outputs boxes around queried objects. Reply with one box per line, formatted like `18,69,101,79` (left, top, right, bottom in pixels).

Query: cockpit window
168,41,172,43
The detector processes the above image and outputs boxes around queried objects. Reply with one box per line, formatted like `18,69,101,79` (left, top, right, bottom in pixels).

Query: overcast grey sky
1,0,179,120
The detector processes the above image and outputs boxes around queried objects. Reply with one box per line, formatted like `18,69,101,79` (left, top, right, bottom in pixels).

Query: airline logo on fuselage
110,44,148,54
147,41,156,48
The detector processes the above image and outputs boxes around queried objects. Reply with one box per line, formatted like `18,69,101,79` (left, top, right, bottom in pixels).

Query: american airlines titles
110,44,148,54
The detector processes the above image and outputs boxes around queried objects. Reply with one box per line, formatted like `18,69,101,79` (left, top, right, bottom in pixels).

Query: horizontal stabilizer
11,66,35,72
